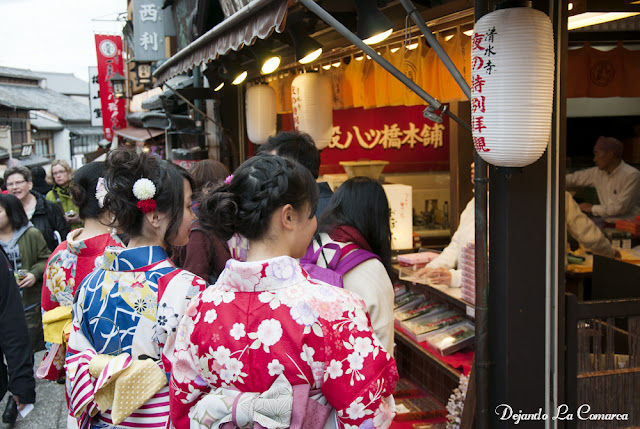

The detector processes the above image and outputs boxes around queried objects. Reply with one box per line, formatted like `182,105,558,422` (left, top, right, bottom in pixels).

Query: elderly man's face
593,149,614,170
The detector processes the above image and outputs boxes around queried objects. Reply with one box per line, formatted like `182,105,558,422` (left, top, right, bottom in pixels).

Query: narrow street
1,351,67,429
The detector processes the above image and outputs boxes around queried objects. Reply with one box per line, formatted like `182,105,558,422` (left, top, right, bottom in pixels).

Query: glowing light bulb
299,48,322,64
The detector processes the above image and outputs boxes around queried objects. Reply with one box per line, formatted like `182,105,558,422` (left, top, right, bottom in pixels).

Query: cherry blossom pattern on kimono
169,255,398,429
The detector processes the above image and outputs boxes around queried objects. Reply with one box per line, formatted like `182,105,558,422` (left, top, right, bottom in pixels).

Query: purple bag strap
334,247,380,276
302,241,344,267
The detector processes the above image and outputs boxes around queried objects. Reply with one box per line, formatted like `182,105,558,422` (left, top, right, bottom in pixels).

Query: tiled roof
0,83,90,122
0,66,44,81
36,71,89,96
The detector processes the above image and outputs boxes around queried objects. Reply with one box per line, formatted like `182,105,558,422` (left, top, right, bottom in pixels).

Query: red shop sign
281,105,450,175
94,35,127,141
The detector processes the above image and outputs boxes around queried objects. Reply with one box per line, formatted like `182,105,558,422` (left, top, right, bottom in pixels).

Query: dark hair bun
198,154,318,241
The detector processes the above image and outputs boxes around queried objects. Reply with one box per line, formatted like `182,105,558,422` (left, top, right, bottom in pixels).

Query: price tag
466,305,475,318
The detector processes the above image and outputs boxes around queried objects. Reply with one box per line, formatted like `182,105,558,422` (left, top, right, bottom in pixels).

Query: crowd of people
0,131,635,428
0,130,399,429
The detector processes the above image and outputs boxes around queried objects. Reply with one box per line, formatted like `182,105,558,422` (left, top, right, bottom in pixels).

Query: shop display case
393,264,475,405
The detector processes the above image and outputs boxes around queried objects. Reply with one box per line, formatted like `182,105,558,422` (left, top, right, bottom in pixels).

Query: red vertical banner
95,35,126,141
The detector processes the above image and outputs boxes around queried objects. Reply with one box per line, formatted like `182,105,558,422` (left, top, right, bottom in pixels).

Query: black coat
31,191,69,251
0,247,36,404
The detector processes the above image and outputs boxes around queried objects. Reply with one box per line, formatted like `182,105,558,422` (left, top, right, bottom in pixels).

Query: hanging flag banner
95,34,126,141
132,0,165,62
88,67,103,127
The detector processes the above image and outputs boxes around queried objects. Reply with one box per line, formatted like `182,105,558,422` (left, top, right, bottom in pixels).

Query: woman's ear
280,204,295,231
144,211,162,229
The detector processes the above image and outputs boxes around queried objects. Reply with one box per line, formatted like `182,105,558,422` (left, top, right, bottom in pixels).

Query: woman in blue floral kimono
65,149,207,429
170,155,398,429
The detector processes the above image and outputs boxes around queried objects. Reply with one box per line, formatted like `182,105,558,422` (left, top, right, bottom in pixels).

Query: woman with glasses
4,166,69,251
46,160,82,230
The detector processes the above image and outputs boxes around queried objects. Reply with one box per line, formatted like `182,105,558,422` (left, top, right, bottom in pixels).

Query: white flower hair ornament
132,178,157,213
95,177,108,209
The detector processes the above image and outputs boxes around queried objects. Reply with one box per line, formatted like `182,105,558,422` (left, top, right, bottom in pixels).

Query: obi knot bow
189,374,331,429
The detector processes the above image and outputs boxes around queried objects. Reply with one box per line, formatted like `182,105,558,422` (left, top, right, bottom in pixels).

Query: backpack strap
333,247,380,276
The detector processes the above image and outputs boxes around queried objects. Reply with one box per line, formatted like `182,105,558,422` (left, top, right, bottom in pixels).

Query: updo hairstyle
103,148,194,247
198,154,318,242
70,161,107,220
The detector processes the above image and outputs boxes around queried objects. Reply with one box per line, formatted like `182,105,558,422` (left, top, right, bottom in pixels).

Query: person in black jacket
5,166,69,251
0,246,36,424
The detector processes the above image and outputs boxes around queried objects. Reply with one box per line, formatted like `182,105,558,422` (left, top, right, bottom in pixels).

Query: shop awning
114,127,164,142
153,0,288,84
30,116,64,131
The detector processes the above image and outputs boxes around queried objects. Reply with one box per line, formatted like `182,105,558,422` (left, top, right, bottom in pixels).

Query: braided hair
198,154,318,241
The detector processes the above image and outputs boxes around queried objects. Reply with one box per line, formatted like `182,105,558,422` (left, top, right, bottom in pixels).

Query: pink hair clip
224,174,233,185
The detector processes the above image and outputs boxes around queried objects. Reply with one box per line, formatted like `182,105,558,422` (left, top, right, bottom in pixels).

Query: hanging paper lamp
470,7,554,167
245,84,276,144
291,73,333,149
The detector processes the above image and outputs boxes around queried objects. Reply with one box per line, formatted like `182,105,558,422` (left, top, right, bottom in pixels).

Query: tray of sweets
402,310,465,342
395,294,426,313
394,291,424,310
395,301,447,322
425,321,475,355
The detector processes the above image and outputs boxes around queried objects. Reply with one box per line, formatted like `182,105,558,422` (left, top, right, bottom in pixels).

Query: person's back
170,155,397,429
65,149,207,429
310,177,395,354
0,246,36,425
171,159,230,282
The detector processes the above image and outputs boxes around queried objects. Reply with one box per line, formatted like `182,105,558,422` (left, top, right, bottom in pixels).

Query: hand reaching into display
415,266,452,286
579,202,593,213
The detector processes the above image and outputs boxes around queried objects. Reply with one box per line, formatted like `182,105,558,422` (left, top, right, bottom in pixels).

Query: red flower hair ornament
132,178,157,214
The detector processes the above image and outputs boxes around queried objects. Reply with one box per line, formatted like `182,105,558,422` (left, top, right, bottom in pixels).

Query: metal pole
297,0,471,131
398,0,472,100
474,0,490,425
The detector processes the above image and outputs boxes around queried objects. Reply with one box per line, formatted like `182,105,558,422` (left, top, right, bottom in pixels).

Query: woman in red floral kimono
170,154,398,429
39,162,124,382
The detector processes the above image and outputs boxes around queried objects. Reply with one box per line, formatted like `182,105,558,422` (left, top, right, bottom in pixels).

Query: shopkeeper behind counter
566,136,640,222
417,165,621,287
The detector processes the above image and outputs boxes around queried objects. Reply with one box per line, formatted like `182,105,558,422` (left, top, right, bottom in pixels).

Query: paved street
1,351,67,429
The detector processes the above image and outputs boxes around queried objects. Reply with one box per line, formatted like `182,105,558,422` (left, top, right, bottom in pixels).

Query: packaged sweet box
397,251,441,269
394,291,425,310
395,301,447,322
402,310,465,343
425,321,475,355
393,283,407,297
394,292,426,313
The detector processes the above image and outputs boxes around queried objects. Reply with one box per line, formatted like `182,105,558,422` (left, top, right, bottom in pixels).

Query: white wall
53,129,71,164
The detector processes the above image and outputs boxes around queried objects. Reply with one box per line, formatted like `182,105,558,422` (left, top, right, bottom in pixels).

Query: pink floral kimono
170,255,398,429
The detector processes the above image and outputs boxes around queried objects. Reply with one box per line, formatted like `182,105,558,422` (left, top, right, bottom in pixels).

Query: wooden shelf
394,327,464,404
